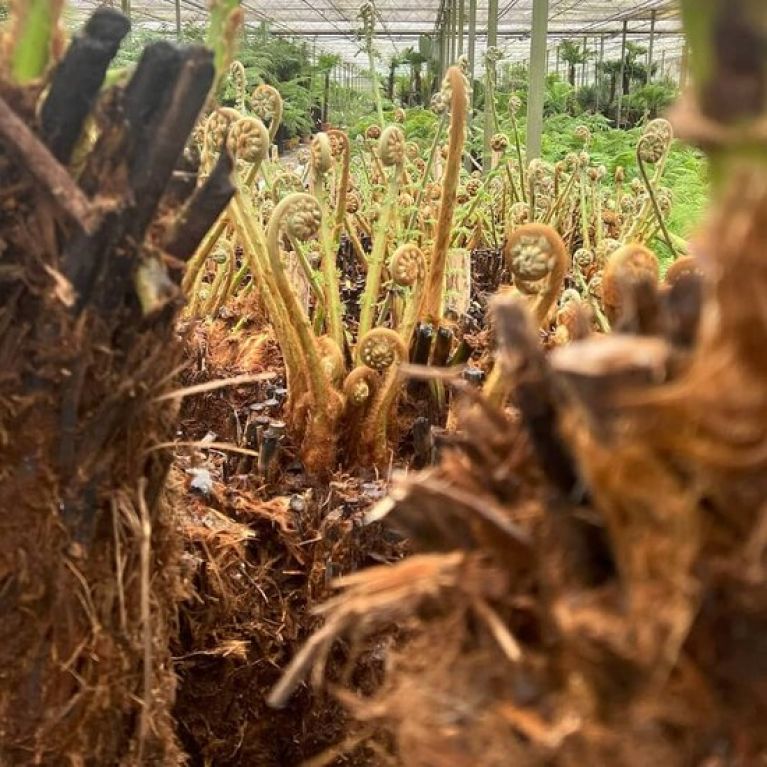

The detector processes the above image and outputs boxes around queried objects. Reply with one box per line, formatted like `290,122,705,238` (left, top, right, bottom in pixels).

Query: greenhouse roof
67,1,686,75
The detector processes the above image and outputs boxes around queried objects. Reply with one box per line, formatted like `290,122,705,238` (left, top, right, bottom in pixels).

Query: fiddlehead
595,237,621,269
636,118,677,257
310,132,333,178
490,132,508,171
327,129,351,234
390,242,425,288
553,287,591,345
229,60,247,112
271,171,304,203
664,255,702,287
359,327,405,370
343,365,380,408
379,124,406,167
251,83,283,143
227,116,270,169
358,1,385,126
574,124,592,146
358,328,409,466
573,247,597,279
267,194,346,473
201,106,240,175
504,223,568,327
317,335,345,388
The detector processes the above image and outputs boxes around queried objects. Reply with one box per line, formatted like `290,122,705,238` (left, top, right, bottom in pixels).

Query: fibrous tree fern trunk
0,9,233,765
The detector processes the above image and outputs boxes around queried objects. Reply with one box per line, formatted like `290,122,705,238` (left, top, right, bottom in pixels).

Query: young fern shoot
418,66,469,326
357,125,406,343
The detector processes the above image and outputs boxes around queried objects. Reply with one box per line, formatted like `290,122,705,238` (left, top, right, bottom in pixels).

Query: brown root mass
172,310,405,765
0,12,231,763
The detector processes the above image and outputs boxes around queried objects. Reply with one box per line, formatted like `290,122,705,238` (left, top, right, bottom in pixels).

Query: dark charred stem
0,95,97,232
62,210,122,312
539,493,616,591
57,355,88,478
664,273,703,349
67,46,213,314
411,322,434,365
410,322,434,399
163,148,235,263
448,338,474,366
493,297,582,500
124,46,214,244
40,8,130,164
431,326,453,367
78,42,183,197
411,416,432,469
494,298,618,585
258,429,281,476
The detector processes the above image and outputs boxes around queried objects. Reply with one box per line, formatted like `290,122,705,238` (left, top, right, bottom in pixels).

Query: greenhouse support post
452,0,459,63
464,0,477,171
453,0,459,64
438,10,446,78
467,0,476,95
680,40,689,90
482,0,499,171
445,2,451,67
175,0,181,40
438,2,443,69
596,35,604,110
648,9,656,81
458,0,465,57
526,0,549,161
617,19,628,128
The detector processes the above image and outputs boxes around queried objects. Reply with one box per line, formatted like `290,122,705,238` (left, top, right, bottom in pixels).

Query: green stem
264,195,330,418
579,170,591,251
636,142,677,258
592,178,603,247
572,264,610,333
230,193,306,405
288,234,326,307
367,41,385,127
358,169,400,342
509,113,527,202
504,161,520,205
206,0,243,91
407,112,449,232
545,170,577,228
314,177,345,349
9,0,63,84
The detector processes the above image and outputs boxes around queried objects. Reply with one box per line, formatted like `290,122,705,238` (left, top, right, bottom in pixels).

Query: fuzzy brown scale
601,243,660,326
